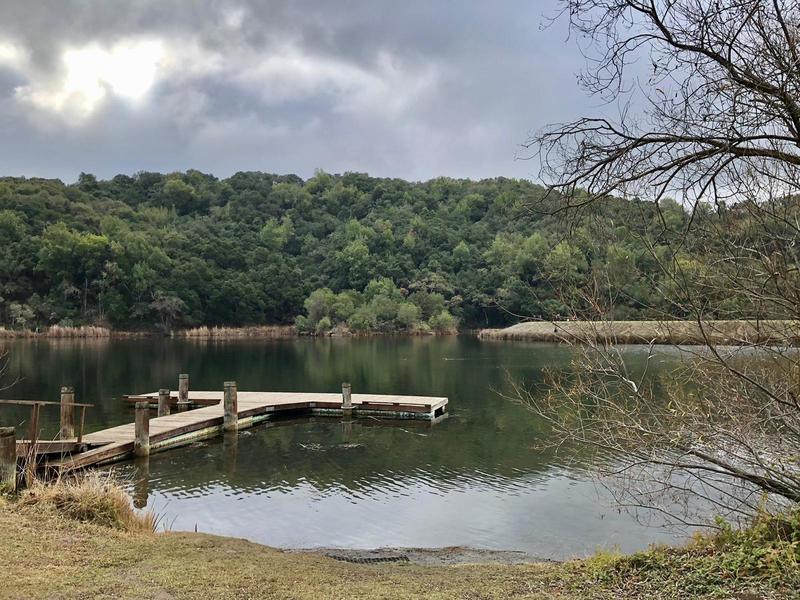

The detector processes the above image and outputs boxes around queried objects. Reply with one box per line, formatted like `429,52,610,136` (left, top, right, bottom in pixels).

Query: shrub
348,305,378,332
429,310,456,333
315,316,332,335
305,288,336,324
369,295,399,325
396,302,421,329
408,291,446,320
294,315,311,333
331,291,359,322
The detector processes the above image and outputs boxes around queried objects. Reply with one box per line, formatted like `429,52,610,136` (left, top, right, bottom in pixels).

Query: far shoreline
2,319,799,345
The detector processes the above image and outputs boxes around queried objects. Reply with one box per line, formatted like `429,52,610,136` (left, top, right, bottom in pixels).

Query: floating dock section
12,388,448,476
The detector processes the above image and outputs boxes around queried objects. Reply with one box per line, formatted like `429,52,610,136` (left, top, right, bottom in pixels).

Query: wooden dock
18,389,448,475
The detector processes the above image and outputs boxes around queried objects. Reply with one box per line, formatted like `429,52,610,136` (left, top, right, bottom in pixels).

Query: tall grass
0,326,113,338
173,325,296,338
46,325,112,338
0,327,35,339
19,472,156,533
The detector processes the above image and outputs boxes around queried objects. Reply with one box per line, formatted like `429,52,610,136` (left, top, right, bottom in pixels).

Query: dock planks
38,391,448,473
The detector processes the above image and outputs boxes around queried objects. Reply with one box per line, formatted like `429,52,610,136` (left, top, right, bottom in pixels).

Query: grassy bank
478,319,800,345
1,477,797,599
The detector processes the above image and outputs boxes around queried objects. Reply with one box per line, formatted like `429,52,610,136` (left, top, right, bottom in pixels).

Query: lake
0,336,684,559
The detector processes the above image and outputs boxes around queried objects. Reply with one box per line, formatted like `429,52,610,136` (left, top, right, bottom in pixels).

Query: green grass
588,512,800,598
1,481,798,599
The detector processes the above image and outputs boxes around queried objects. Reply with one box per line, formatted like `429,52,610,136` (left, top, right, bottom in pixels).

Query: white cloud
222,6,247,30
233,46,439,117
0,41,24,67
4,30,438,129
15,39,164,121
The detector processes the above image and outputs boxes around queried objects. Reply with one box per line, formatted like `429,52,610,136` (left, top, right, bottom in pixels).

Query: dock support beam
342,382,353,418
158,389,171,417
178,374,189,405
0,427,15,493
59,386,75,439
223,381,238,432
134,402,150,457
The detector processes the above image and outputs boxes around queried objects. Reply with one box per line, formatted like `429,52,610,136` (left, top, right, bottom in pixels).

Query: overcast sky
0,0,595,183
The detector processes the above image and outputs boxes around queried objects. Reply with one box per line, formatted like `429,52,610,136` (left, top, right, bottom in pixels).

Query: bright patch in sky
16,39,163,120
0,41,23,66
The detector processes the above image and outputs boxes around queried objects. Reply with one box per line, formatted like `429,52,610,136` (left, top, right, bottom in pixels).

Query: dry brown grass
478,320,800,345
18,472,156,533
0,325,114,338
0,327,35,338
1,479,794,599
0,498,570,600
173,325,297,338
46,325,112,338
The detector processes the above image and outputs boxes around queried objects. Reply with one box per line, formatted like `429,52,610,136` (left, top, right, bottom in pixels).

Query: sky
0,0,595,183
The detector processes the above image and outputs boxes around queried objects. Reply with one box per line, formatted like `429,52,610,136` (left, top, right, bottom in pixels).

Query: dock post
25,404,41,487
134,402,150,457
158,388,171,417
59,386,75,439
223,381,238,432
132,457,150,509
178,374,189,405
0,427,16,493
342,382,353,418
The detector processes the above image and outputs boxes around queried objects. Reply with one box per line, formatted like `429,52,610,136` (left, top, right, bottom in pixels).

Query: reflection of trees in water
120,411,617,499
4,336,677,501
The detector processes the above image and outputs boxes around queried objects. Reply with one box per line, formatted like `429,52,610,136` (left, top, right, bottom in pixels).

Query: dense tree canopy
0,169,720,332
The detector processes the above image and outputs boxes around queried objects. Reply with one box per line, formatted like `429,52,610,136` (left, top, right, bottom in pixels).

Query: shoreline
0,325,300,340
295,545,549,566
3,319,800,345
478,319,800,345
0,324,457,340
3,498,794,599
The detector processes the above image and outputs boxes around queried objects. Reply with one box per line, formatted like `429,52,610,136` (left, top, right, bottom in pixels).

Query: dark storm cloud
0,0,591,182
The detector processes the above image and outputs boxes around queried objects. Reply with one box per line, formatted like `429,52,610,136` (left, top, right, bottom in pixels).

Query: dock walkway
38,391,448,473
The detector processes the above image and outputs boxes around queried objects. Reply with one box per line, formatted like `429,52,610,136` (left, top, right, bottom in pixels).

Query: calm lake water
0,336,683,559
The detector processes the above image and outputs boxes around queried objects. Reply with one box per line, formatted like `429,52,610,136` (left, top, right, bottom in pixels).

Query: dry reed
46,325,112,338
172,325,296,338
0,326,113,338
19,472,156,532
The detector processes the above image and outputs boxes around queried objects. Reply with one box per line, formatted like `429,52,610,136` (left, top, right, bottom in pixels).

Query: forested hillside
0,170,700,332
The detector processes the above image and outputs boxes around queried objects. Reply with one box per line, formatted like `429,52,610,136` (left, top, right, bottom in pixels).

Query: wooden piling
0,427,15,493
132,457,150,510
25,403,41,486
223,381,238,432
342,382,353,418
134,402,150,457
178,374,189,404
59,386,75,439
158,388,171,417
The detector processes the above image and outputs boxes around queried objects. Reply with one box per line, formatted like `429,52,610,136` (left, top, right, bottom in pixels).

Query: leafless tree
519,0,800,525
